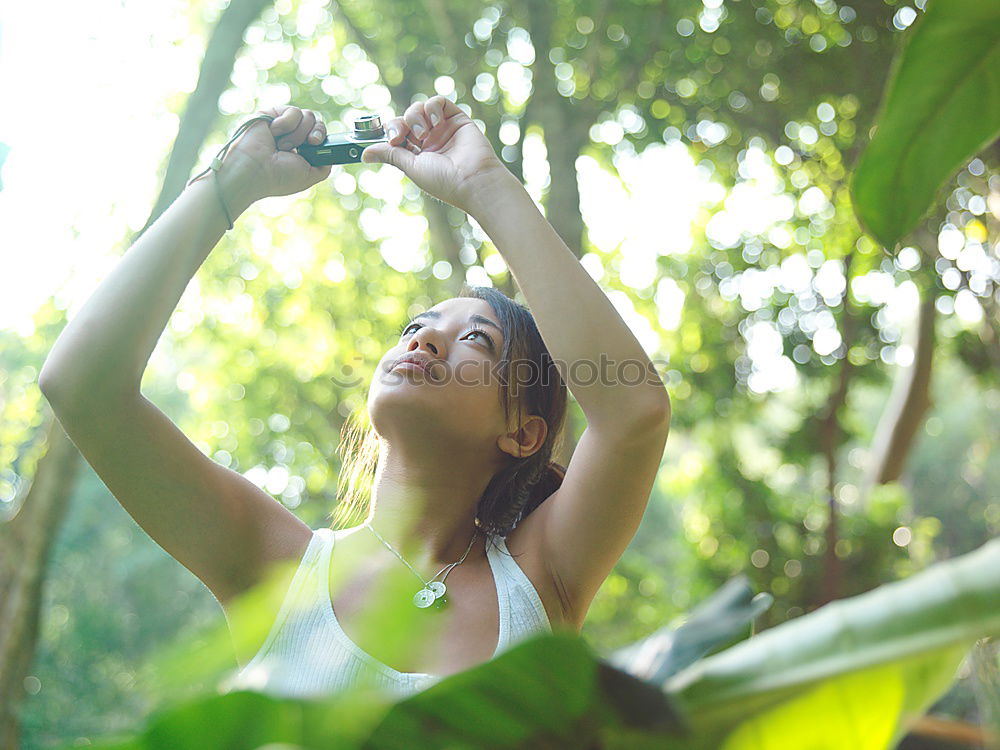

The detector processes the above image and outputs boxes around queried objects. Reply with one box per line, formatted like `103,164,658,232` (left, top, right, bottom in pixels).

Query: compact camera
296,114,388,166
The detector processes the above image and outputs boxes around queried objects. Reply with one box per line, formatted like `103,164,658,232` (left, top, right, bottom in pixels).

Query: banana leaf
606,575,773,684
71,539,1000,749
664,537,1000,748
75,631,685,750
850,0,1000,248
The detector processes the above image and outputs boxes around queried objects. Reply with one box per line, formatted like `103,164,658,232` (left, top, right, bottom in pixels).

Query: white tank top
221,526,553,699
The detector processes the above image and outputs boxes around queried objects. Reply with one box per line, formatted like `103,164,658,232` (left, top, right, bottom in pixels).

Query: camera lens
353,115,384,139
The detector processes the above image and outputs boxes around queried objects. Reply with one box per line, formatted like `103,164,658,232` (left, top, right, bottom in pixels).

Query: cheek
469,383,509,430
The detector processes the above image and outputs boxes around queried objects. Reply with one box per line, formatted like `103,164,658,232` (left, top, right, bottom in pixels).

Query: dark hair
328,284,569,541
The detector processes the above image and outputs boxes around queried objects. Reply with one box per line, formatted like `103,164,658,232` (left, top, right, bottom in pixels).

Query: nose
408,327,440,356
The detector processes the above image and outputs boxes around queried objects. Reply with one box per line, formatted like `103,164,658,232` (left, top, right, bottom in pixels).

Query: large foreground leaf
74,631,685,750
851,0,1000,248
665,538,1000,748
717,644,968,750
82,688,393,750
71,540,1000,749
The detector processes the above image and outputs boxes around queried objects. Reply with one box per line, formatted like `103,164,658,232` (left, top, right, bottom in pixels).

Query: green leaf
716,644,968,750
61,686,399,750
851,0,1000,248
665,538,1000,748
57,538,1000,749
66,631,686,750
607,576,773,684
355,631,686,748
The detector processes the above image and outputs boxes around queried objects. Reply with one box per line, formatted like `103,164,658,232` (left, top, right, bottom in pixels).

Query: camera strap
187,114,276,187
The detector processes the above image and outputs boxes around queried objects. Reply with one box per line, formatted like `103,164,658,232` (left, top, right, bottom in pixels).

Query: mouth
391,360,436,380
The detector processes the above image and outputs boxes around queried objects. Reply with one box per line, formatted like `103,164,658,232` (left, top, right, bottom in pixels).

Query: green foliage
607,575,774,685
10,0,1000,745
0,300,68,519
69,633,681,750
851,0,1000,248
667,538,1000,746
709,645,969,750
54,539,1000,749
12,467,224,747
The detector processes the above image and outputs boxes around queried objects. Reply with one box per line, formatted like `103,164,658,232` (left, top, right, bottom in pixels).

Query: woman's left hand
361,95,512,214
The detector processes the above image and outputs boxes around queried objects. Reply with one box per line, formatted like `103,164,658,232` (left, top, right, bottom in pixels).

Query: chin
373,400,494,445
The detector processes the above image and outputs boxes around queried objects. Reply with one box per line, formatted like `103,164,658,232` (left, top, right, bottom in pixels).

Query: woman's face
368,297,512,453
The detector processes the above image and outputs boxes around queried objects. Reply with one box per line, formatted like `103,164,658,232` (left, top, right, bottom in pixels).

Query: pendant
427,581,447,598
413,588,436,608
432,592,449,610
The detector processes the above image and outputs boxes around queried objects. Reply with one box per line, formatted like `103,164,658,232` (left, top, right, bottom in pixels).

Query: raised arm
38,106,331,606
362,95,671,627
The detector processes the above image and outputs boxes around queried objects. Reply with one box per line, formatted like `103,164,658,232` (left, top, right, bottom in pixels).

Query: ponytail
520,460,566,520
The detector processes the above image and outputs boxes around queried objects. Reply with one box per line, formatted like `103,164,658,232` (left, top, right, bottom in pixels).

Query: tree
0,1,275,744
9,0,999,744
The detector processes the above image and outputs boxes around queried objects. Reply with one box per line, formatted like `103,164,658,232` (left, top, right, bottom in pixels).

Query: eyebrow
411,310,504,337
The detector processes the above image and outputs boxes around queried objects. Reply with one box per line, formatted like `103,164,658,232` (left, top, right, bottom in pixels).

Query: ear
497,415,548,460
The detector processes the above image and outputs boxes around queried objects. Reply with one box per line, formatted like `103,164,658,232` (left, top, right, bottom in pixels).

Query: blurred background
0,0,997,747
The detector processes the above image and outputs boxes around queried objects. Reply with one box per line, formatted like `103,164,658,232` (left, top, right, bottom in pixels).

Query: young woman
38,95,671,699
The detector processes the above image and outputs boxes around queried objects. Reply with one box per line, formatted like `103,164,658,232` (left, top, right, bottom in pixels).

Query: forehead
421,297,502,328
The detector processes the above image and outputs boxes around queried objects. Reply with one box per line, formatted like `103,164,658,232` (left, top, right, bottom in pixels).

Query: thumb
310,164,333,185
361,142,414,171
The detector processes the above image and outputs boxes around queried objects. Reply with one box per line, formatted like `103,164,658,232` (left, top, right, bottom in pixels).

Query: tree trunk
140,0,274,236
1,3,272,745
524,1,591,258
0,419,81,750
818,359,853,605
861,287,936,496
816,253,857,606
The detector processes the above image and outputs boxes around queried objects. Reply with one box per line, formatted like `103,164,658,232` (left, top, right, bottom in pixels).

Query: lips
391,354,437,380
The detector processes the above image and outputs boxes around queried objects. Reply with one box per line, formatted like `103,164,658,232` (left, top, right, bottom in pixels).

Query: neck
362,437,502,571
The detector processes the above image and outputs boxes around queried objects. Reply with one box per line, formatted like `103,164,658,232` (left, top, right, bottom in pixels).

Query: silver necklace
363,522,480,610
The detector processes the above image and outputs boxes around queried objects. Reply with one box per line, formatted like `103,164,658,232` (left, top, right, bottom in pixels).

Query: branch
0,418,82,748
139,0,273,239
861,274,937,495
816,252,857,605
909,714,998,748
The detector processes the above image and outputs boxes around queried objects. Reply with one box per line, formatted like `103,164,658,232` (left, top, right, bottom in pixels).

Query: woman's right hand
224,105,334,202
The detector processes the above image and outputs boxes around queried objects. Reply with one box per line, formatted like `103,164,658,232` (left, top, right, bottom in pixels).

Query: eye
399,322,496,351
466,327,496,350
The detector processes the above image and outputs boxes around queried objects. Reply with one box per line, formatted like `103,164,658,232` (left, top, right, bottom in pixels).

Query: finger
272,113,302,150
424,95,448,130
278,109,316,151
402,101,432,141
292,109,317,147
269,106,303,136
431,96,470,124
270,107,304,148
257,105,285,120
361,140,416,171
308,112,327,144
402,135,423,154
383,117,409,147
